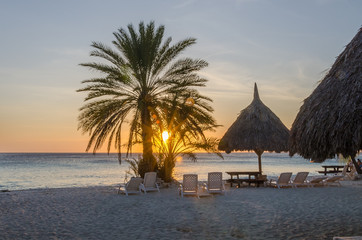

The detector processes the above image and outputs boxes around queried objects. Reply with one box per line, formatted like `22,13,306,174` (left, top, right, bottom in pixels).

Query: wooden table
318,165,345,175
226,171,265,187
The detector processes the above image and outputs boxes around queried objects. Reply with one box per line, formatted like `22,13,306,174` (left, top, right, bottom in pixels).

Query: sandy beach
1,181,362,240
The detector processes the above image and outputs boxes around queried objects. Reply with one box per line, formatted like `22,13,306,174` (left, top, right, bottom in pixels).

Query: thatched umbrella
289,27,362,173
218,83,290,173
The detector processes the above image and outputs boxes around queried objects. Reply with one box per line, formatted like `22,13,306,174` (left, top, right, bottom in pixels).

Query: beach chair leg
139,185,146,194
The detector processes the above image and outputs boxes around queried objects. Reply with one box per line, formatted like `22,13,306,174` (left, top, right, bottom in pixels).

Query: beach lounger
340,165,349,177
204,172,225,194
324,175,343,186
179,174,199,198
269,172,292,189
140,172,160,194
333,236,362,240
342,165,358,180
309,176,328,187
291,172,309,188
118,177,143,196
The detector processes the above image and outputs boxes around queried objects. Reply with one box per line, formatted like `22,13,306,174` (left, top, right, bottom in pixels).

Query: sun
162,131,169,142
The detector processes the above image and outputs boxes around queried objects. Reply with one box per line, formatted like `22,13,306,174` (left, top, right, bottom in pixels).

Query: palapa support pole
255,149,263,174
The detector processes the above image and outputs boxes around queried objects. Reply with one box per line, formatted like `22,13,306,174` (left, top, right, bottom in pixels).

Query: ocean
0,152,356,191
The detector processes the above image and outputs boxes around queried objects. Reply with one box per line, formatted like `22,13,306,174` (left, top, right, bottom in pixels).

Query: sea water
0,152,357,191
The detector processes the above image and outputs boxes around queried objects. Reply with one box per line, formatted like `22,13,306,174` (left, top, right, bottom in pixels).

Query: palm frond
78,21,217,178
90,41,126,67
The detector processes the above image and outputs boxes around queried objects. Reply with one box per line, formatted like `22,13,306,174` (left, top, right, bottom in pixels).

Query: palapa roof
289,27,362,161
218,83,290,154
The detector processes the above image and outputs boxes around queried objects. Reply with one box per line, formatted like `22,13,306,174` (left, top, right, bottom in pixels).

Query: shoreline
1,183,362,239
2,152,361,191
2,175,361,192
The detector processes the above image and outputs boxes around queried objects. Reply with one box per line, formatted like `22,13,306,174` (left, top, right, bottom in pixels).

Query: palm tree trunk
138,105,157,177
164,157,172,182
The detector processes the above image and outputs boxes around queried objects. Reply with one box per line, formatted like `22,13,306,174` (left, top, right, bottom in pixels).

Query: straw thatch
218,83,290,173
289,27,362,166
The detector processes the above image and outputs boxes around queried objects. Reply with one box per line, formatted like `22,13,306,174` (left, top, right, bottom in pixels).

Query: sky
0,0,361,153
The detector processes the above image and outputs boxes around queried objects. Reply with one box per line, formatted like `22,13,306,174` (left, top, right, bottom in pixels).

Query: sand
1,182,362,240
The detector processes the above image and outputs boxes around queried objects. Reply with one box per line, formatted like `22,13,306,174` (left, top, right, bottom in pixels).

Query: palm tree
153,92,222,182
77,21,211,177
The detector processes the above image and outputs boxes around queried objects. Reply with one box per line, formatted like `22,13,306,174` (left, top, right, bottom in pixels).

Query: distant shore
1,181,362,239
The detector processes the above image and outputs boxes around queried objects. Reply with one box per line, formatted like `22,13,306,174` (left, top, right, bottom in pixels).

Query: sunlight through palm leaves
77,21,216,177
152,93,223,182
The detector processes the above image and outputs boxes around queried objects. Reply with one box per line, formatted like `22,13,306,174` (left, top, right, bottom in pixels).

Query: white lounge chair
118,177,143,196
179,174,199,198
140,172,160,194
333,236,362,240
291,172,309,188
324,175,344,186
270,172,292,189
340,165,349,177
342,165,358,180
309,176,328,187
204,172,225,194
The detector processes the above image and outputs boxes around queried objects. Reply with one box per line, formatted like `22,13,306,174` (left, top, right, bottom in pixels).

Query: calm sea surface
0,152,358,190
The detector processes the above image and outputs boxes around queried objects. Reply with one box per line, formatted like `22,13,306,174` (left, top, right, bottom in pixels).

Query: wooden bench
226,172,267,187
226,177,266,187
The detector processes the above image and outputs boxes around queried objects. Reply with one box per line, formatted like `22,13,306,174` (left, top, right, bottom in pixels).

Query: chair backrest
143,172,157,188
126,177,143,190
349,165,357,174
347,165,358,179
293,172,309,184
341,165,348,176
183,174,198,192
208,172,222,189
277,172,292,184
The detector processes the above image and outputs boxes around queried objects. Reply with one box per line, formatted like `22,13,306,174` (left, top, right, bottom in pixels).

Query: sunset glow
0,1,361,152
162,131,169,142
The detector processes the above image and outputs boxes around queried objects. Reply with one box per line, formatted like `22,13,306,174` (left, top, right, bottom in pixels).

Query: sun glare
162,131,169,142
185,97,195,106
